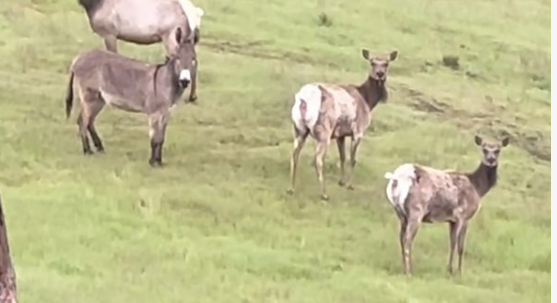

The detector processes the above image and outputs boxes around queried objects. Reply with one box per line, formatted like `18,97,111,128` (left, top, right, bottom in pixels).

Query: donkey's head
168,27,197,88
475,135,509,167
361,49,398,82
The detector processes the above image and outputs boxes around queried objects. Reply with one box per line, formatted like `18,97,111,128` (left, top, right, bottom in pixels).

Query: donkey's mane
77,0,104,12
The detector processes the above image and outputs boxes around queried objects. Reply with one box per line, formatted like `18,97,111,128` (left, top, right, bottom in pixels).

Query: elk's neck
467,162,498,198
357,77,388,111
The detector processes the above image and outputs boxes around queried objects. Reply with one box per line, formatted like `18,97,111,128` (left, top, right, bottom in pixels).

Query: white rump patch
178,0,204,36
291,84,322,132
179,69,191,81
384,163,417,214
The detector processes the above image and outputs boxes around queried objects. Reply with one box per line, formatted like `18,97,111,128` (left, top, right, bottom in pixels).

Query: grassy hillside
0,0,550,302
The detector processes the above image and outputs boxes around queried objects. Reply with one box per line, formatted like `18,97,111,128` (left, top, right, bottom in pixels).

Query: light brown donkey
77,0,204,102
384,135,509,276
288,49,398,200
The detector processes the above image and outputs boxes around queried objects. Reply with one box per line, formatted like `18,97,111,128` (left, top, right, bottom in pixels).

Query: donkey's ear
175,27,183,44
501,136,510,147
361,49,371,60
389,50,398,61
474,135,483,146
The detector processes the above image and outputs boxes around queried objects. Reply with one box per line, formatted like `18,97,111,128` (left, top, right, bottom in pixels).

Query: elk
288,49,398,200
65,27,196,167
76,0,204,102
384,135,510,276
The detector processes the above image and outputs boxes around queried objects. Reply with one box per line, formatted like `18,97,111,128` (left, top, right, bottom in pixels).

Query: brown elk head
475,135,510,167
361,49,398,82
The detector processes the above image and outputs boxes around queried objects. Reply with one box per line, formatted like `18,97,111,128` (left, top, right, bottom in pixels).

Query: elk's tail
291,84,322,133
384,164,417,216
65,72,74,119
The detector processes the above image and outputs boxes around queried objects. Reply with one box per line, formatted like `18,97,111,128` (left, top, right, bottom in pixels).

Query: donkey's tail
65,72,74,119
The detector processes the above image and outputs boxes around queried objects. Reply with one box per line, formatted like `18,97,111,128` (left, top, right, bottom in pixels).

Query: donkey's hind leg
87,101,106,152
76,110,93,155
148,110,170,167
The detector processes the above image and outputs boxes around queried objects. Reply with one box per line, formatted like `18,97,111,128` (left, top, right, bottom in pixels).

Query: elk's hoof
83,149,94,156
188,95,198,103
321,194,329,201
338,180,346,187
286,189,295,195
347,185,355,190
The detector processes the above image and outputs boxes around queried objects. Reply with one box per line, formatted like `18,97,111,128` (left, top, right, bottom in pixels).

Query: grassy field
0,0,550,302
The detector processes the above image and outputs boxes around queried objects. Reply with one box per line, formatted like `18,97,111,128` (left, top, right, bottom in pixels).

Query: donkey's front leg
148,111,170,167
103,35,118,53
188,69,198,103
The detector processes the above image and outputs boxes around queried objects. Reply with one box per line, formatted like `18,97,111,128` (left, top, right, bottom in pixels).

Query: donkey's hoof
188,95,198,103
149,159,163,167
347,185,355,191
321,194,329,201
338,180,346,187
286,189,295,195
83,149,94,156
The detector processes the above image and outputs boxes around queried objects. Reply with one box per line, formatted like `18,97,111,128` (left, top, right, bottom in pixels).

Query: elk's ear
501,136,510,147
389,50,398,61
361,49,371,60
175,27,183,44
474,135,483,146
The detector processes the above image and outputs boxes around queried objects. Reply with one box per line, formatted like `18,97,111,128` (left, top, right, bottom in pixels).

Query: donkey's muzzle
179,70,191,88
179,79,190,88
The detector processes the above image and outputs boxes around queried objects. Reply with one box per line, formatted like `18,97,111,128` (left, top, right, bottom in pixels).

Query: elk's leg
401,216,420,276
336,137,347,187
148,111,170,167
87,101,106,152
447,222,458,275
447,221,464,275
398,215,408,274
457,223,469,275
314,138,331,200
103,35,118,53
287,127,309,195
345,135,362,190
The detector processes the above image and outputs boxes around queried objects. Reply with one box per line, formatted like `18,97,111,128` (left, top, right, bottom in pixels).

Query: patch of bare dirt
396,84,550,163
200,36,317,65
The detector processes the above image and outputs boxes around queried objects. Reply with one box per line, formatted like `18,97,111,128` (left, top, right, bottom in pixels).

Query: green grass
0,0,550,302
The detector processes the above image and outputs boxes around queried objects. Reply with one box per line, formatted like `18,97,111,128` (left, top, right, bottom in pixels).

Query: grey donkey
384,135,509,276
288,49,398,200
65,27,197,167
77,0,204,102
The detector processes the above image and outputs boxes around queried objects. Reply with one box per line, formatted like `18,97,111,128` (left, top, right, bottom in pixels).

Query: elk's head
475,135,510,167
361,49,398,83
